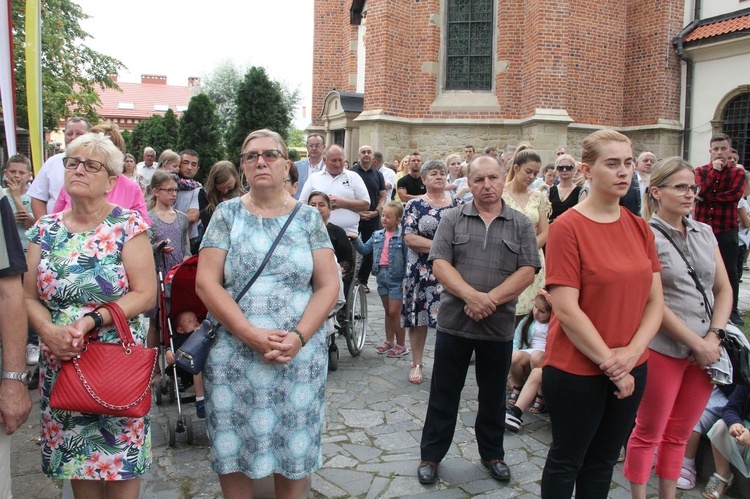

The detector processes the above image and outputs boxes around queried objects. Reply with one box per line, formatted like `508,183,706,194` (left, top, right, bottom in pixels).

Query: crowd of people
2,118,750,499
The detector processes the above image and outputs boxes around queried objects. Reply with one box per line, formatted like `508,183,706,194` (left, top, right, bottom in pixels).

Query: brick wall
623,0,684,126
313,0,684,127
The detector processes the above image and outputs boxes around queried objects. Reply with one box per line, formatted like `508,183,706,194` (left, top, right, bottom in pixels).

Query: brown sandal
409,363,423,384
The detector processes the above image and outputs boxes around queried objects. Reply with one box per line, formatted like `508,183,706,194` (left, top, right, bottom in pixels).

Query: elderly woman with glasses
196,129,339,498
624,157,730,499
23,133,156,498
548,153,587,223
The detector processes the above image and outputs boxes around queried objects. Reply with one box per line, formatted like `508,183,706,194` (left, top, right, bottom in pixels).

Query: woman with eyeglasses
541,130,663,498
196,129,339,498
548,154,586,223
23,133,156,498
624,157,730,499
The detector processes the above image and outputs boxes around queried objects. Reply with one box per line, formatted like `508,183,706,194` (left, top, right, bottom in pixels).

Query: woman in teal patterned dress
23,133,156,498
196,129,339,498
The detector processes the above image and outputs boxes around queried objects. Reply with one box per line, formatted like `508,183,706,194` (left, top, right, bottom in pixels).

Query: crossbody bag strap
232,202,301,305
649,221,713,317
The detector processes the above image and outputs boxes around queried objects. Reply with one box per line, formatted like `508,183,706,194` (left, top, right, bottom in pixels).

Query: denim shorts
694,386,729,434
376,266,403,300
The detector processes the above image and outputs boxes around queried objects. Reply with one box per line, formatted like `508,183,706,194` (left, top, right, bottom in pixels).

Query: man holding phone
694,133,746,324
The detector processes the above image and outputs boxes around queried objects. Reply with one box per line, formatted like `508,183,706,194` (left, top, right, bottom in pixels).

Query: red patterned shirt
694,163,745,235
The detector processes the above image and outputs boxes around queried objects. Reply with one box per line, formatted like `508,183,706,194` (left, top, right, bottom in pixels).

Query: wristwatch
2,371,31,385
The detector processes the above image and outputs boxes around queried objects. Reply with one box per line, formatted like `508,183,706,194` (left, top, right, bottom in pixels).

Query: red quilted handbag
49,302,157,418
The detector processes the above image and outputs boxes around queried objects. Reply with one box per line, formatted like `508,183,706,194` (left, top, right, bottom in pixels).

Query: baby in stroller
166,310,206,419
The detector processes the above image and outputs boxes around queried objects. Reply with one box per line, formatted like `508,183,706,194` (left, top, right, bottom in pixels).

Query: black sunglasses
556,165,574,171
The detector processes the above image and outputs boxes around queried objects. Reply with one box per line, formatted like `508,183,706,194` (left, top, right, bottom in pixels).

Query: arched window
445,0,494,91
722,92,750,167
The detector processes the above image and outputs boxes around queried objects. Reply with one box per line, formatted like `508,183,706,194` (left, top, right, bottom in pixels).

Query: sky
74,0,315,129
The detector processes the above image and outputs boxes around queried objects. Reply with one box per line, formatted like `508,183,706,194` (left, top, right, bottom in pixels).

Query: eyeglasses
307,143,324,149
240,149,285,165
155,187,179,193
63,157,106,173
659,184,700,195
556,164,574,171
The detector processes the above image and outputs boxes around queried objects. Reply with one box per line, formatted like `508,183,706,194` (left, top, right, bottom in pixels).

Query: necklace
249,194,289,218
425,192,446,206
66,204,111,233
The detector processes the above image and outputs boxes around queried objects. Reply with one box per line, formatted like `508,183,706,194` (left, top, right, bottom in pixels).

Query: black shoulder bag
175,203,302,374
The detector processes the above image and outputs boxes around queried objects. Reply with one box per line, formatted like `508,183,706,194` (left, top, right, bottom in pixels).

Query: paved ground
10,275,750,498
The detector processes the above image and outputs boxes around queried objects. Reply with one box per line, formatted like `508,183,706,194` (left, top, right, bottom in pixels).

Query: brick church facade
308,0,687,164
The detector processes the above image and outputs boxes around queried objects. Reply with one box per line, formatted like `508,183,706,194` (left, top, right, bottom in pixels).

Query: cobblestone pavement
11,275,749,498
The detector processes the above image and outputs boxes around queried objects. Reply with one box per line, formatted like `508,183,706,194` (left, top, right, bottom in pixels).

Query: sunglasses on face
556,165,574,171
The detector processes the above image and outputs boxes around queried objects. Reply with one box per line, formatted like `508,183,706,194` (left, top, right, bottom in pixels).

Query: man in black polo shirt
397,152,426,202
351,145,386,290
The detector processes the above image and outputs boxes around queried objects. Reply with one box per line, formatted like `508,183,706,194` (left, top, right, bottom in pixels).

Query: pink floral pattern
27,207,151,480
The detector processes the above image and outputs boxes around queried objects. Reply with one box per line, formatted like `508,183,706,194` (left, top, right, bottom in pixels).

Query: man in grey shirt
417,155,540,485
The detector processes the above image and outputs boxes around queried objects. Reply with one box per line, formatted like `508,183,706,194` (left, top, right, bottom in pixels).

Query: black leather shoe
417,461,439,484
481,459,511,481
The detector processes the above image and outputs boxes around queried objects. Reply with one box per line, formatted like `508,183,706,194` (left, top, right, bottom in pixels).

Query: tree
129,112,178,160
288,128,306,148
199,59,242,143
178,93,224,185
10,0,124,131
228,66,295,161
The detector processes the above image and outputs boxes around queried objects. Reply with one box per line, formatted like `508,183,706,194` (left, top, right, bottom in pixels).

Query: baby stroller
152,255,206,446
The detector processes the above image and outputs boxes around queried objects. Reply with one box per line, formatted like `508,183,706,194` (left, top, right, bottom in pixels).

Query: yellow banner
25,0,43,173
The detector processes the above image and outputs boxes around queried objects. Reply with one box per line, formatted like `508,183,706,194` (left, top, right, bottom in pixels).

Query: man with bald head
635,151,657,204
298,144,370,235
417,155,539,485
351,145,387,290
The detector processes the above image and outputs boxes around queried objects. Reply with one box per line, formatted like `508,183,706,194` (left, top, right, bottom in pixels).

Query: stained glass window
445,0,493,90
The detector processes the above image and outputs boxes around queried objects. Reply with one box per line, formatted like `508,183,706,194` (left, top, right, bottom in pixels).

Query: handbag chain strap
74,301,157,411
71,352,158,412
649,221,713,317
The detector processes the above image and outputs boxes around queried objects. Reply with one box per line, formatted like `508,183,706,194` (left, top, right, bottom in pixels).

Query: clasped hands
246,327,303,364
41,318,92,361
729,423,750,447
464,291,497,322
599,346,640,399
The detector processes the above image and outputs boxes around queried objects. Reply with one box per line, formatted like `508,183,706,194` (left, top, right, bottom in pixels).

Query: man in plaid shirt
694,133,746,324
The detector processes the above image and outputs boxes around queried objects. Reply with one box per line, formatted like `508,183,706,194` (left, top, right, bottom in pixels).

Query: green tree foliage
200,61,301,153
199,59,242,144
178,93,224,185
129,112,178,160
288,128,305,148
229,66,296,162
9,0,124,131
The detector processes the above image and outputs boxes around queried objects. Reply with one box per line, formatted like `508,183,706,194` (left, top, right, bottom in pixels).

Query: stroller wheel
152,381,162,405
328,343,339,372
185,416,194,445
166,418,176,447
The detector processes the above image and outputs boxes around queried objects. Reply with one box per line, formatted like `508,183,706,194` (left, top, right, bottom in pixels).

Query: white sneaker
504,411,522,432
26,344,40,366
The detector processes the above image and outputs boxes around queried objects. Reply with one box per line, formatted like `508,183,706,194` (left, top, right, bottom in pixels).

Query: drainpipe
673,0,701,159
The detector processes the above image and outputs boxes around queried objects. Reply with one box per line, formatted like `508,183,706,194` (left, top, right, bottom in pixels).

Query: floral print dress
401,197,463,328
502,189,551,315
27,207,151,480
